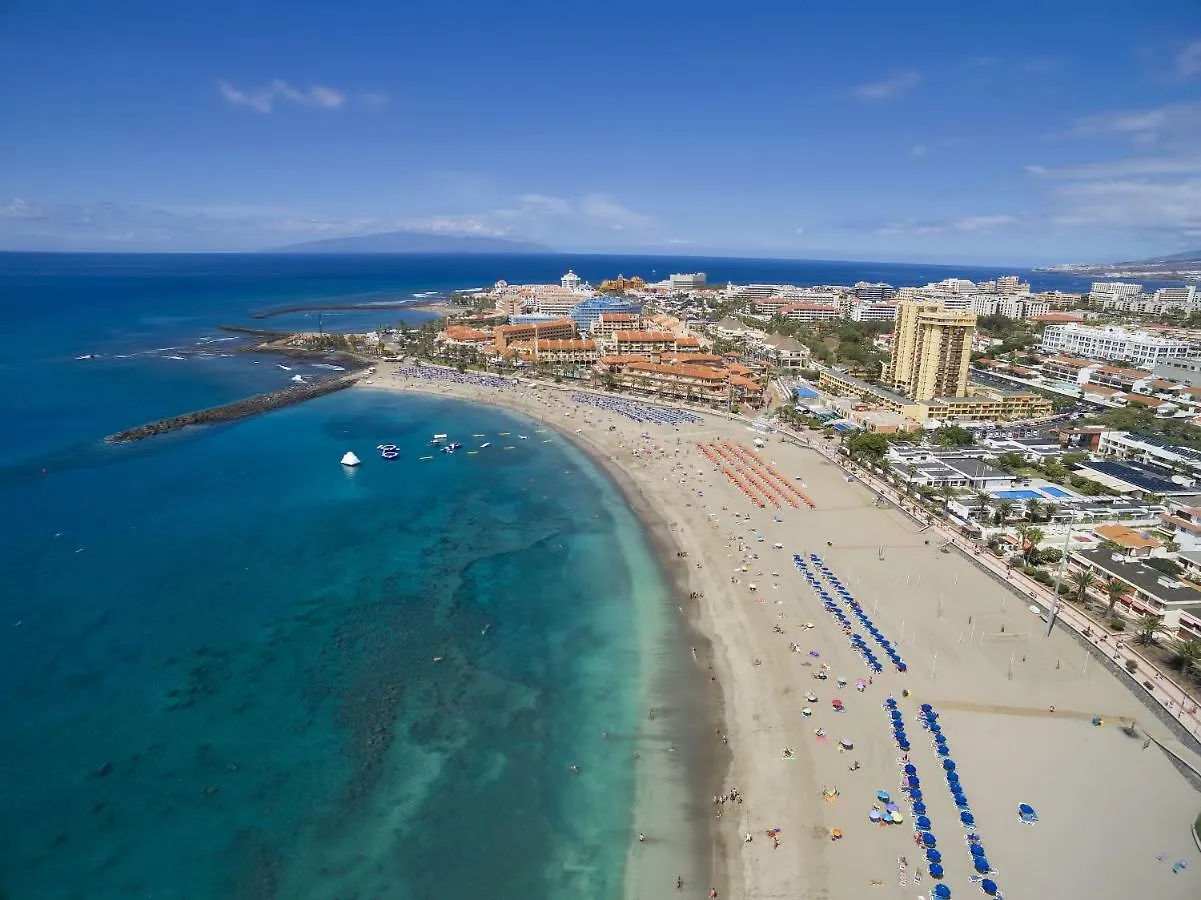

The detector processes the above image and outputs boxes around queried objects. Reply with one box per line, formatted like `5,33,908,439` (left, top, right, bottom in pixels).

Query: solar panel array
1083,459,1181,494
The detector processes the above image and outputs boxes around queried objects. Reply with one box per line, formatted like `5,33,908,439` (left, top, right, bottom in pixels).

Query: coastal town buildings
1039,323,1201,367
493,318,577,350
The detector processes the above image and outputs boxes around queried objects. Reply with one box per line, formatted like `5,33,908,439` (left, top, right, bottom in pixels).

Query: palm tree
1104,577,1131,620
1069,569,1096,605
1016,525,1045,565
1170,639,1201,677
1133,614,1166,646
1025,499,1043,522
1043,502,1060,522
973,491,993,521
994,499,1015,526
938,484,957,508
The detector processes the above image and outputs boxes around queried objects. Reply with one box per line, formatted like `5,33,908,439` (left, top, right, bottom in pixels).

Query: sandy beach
359,364,1200,900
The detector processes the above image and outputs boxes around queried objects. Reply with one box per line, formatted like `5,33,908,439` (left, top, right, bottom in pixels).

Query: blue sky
1,0,1200,264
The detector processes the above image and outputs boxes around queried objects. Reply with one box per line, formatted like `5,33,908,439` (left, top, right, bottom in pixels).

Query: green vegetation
766,318,889,373
1145,557,1183,578
1085,405,1201,453
844,431,890,462
931,425,974,448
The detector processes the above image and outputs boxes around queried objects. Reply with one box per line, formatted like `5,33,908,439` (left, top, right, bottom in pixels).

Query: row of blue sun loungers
570,392,704,425
395,365,517,388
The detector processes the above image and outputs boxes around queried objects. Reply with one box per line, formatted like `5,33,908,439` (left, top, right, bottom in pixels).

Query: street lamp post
1046,523,1074,638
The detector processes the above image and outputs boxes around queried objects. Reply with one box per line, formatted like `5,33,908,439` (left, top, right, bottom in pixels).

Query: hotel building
1039,323,1201,367
884,302,976,402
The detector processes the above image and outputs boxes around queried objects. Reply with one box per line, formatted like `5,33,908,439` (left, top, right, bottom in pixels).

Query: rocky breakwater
106,368,369,444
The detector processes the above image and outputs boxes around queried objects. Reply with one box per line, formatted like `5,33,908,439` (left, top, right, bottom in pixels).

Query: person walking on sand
676,875,683,890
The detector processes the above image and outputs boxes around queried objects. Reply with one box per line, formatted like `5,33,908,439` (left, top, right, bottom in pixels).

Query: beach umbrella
907,776,920,789
970,844,985,858
903,764,917,775
1018,803,1034,816
885,802,898,813
955,795,969,809
943,759,956,771
897,662,909,672
913,802,927,816
929,863,944,879
937,745,950,756
885,698,897,708
910,789,923,801
898,741,910,751
921,832,936,848
877,790,890,802
925,848,942,864
868,809,882,822
921,703,932,712
975,858,990,874
916,815,931,829
839,738,853,749
960,812,974,827
890,811,903,823
933,885,951,899
982,878,998,896
946,771,959,783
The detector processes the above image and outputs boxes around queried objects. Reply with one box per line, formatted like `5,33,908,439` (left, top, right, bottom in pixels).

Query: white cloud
1050,178,1201,232
1025,156,1201,179
1178,40,1201,77
407,216,510,237
1057,100,1201,146
580,193,657,230
217,79,348,113
853,71,921,100
876,214,1017,236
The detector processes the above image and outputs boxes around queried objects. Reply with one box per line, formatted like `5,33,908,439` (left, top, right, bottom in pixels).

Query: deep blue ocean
0,251,1100,899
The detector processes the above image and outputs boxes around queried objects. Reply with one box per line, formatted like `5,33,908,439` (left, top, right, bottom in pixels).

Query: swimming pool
1041,486,1072,498
994,489,1041,500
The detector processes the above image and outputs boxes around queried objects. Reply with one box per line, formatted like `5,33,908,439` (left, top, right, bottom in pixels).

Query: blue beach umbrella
946,770,959,782
912,802,927,815
907,776,920,789
1018,802,1035,816
921,703,933,713
910,789,922,801
897,662,908,672
975,858,990,874
877,790,891,802
925,848,941,864
916,815,931,829
929,862,944,879
943,759,956,771
960,811,975,827
982,878,998,895
970,843,985,857
955,795,969,809
933,885,951,899
903,764,917,775
921,832,936,847
898,741,910,751
937,745,950,756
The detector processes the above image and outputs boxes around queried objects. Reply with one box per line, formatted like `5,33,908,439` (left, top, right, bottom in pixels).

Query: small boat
473,433,486,438
419,455,434,461
441,445,457,454
432,656,444,663
290,374,307,383
341,451,361,467
482,624,491,635
499,432,511,436
433,433,448,440
518,435,529,440
542,439,552,443
446,442,462,450
74,354,96,360
277,364,292,371
381,450,399,460
503,446,514,451
479,442,491,449
467,450,478,455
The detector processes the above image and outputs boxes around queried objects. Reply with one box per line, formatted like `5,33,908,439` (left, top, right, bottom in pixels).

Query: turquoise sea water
0,251,1103,898
3,389,667,898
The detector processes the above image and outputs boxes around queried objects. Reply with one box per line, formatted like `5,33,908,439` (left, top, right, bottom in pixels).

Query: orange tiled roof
510,339,596,351
1094,523,1162,550
627,361,728,380
614,331,678,342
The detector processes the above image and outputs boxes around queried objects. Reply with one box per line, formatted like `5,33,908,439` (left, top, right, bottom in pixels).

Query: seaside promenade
361,364,1201,900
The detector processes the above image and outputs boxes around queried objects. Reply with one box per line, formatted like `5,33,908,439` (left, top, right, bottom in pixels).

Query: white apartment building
560,270,581,291
850,302,897,322
1154,285,1198,306
853,281,896,303
1040,323,1201,367
1089,281,1142,303
669,272,706,290
535,286,589,317
970,295,1050,318
929,278,977,294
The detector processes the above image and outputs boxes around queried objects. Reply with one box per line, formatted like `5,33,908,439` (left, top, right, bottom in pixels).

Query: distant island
268,230,554,255
1036,248,1201,280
